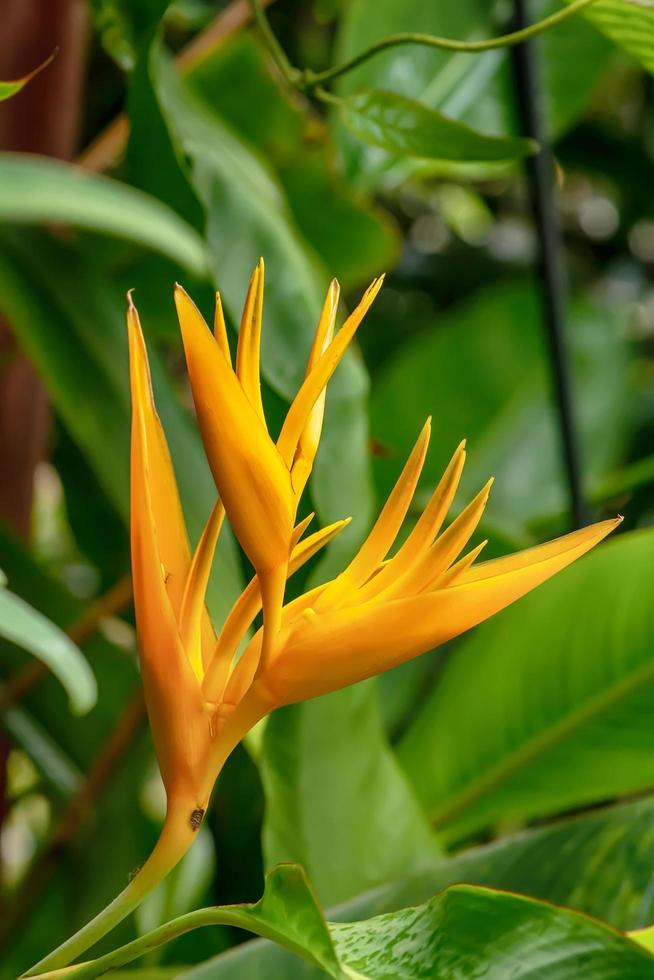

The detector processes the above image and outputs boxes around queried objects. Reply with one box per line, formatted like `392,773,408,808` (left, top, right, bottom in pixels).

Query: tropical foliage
2,1,654,977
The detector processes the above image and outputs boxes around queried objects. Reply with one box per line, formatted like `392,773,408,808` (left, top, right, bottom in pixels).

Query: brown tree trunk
0,0,89,895
0,0,88,537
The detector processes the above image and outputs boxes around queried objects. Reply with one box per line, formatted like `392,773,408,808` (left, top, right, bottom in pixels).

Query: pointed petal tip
586,514,623,535
599,514,623,535
365,274,385,299
126,294,139,332
418,417,432,443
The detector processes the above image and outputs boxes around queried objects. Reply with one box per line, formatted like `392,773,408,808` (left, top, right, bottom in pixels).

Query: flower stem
300,0,598,89
22,800,198,976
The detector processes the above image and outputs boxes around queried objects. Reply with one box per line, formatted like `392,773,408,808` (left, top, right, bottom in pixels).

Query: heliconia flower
174,263,382,670
205,421,621,714
26,299,351,975
31,275,620,977
127,296,348,814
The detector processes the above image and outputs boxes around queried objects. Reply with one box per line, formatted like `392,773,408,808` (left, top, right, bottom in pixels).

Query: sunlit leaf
398,527,654,843
179,876,654,979
261,683,440,907
329,885,654,979
568,0,654,73
0,154,209,276
339,89,537,162
0,589,96,714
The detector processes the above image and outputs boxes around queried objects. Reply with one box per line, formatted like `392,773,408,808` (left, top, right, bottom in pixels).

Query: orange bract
128,268,620,811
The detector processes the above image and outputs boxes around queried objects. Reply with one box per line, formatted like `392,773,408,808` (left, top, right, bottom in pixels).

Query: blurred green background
3,1,654,976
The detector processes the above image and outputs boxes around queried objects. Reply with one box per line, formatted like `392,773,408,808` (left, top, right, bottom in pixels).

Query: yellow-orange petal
235,259,266,425
457,518,623,585
355,439,466,603
260,517,620,705
316,418,431,610
179,498,225,681
277,276,384,469
203,518,351,703
213,291,232,366
290,279,340,499
431,539,488,590
175,284,294,576
128,296,191,619
374,478,492,602
128,297,208,796
292,512,315,547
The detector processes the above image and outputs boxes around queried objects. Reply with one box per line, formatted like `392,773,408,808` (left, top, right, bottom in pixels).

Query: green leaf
631,926,654,955
398,527,654,843
334,0,615,183
0,524,138,775
339,89,537,162
185,34,400,291
569,0,654,73
328,884,654,979
186,32,304,167
0,154,209,276
261,683,440,907
88,0,171,69
0,589,96,714
2,705,83,797
140,797,654,976
345,796,654,931
49,861,654,979
370,281,631,538
280,152,401,294
0,51,57,101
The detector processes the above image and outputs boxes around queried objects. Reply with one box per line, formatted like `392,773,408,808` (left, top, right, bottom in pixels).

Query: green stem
22,799,198,976
25,690,270,977
248,0,300,87
301,0,598,89
25,907,311,979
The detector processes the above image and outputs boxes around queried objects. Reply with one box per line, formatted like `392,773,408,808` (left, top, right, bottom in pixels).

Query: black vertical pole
511,0,587,528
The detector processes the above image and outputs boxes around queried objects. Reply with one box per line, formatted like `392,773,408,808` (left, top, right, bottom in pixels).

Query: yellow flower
174,263,382,669
204,423,620,714
127,295,347,813
32,275,619,975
